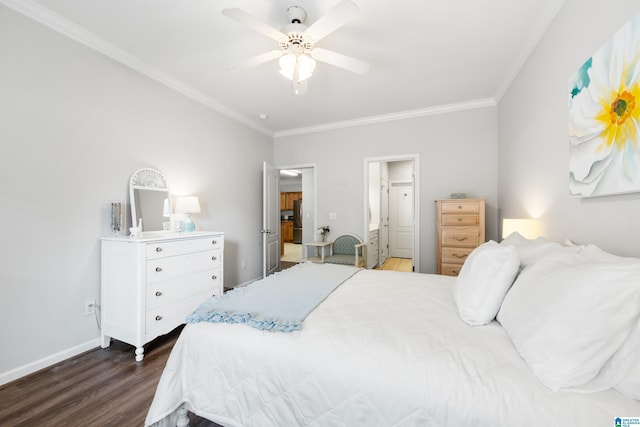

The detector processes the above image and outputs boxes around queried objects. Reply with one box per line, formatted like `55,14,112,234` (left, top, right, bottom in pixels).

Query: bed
145,235,640,427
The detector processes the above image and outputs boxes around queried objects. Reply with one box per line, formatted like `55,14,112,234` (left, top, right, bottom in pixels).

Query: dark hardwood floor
0,326,219,427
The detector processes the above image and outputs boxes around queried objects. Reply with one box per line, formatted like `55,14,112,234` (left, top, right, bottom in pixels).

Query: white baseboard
0,338,101,386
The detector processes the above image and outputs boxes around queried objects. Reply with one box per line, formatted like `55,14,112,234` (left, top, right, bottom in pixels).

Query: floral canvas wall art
569,11,640,197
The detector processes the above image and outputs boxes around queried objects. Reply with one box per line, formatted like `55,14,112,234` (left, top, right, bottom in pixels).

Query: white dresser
100,231,224,361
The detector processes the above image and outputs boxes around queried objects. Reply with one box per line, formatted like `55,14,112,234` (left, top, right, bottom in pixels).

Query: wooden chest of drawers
435,199,485,276
100,231,224,361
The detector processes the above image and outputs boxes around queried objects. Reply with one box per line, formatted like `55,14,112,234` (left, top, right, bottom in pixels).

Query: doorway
277,165,316,267
364,155,420,273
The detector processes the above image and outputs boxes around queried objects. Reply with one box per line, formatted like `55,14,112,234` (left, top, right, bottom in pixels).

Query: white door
379,178,389,265
389,182,413,259
263,161,280,277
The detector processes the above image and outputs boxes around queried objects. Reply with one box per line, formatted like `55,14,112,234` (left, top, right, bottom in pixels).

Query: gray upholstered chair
324,233,366,268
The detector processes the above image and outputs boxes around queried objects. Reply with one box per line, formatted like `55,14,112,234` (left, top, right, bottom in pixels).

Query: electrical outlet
241,260,247,270
84,299,95,316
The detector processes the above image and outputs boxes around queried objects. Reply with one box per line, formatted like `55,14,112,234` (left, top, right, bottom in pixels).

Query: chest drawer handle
211,275,217,280
155,247,163,252
155,315,162,321
453,236,469,241
155,267,162,272
211,239,217,245
452,253,468,259
211,256,217,261
155,291,162,296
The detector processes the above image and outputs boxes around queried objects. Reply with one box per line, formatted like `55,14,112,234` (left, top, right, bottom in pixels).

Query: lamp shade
502,218,542,240
175,196,201,214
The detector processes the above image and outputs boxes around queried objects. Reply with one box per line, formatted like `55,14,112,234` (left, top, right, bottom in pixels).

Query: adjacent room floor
282,242,412,272
376,257,413,272
281,242,303,263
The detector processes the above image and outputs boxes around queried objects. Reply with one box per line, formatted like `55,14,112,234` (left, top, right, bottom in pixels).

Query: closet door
389,181,413,258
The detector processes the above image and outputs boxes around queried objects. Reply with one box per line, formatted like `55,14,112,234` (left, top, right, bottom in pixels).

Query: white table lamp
175,196,201,232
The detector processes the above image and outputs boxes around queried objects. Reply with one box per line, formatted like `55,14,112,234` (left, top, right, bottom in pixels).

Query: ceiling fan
222,0,370,94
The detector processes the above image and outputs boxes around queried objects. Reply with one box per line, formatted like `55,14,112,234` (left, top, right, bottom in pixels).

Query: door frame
275,163,317,252
363,154,420,273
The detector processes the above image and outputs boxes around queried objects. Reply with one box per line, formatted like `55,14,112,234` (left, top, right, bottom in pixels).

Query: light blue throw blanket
186,262,361,332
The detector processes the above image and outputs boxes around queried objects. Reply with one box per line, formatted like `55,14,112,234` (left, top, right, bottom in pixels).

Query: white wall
388,160,413,182
279,178,302,193
498,0,640,257
274,106,499,273
0,6,272,381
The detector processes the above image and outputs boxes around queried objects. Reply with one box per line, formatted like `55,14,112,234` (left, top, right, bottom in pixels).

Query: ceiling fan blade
311,48,370,74
226,50,283,71
304,0,359,42
222,8,287,42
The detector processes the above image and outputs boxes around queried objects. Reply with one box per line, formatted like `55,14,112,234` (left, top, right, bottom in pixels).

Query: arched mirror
129,168,172,234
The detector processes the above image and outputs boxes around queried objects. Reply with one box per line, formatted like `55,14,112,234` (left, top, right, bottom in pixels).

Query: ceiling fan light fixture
278,53,296,79
279,52,316,82
297,54,316,80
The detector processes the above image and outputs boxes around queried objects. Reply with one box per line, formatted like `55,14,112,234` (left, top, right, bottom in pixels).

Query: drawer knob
453,253,468,259
453,236,468,241
457,205,463,209
155,315,162,321
211,256,217,261
155,291,162,296
212,240,217,245
211,275,217,280
155,247,163,252
155,266,162,272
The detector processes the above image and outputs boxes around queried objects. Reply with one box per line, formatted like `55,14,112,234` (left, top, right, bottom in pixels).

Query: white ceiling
4,0,564,136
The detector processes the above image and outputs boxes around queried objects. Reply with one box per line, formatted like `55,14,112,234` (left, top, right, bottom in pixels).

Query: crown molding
0,0,274,137
273,98,497,138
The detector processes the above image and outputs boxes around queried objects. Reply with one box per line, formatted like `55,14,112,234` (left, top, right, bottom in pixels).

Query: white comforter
145,269,640,427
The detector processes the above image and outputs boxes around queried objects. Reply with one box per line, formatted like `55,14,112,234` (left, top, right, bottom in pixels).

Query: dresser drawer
146,249,220,283
441,247,473,264
441,228,479,247
440,214,479,227
146,269,221,309
145,290,211,337
440,263,463,277
440,201,480,214
146,236,223,259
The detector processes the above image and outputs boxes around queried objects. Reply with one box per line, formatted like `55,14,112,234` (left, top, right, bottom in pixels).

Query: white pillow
455,241,520,326
500,232,563,268
497,249,640,392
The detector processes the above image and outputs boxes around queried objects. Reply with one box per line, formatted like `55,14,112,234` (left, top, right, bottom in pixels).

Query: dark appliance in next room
293,199,302,244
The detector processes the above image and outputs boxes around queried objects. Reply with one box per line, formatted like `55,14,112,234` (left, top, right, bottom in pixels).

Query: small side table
302,241,333,263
